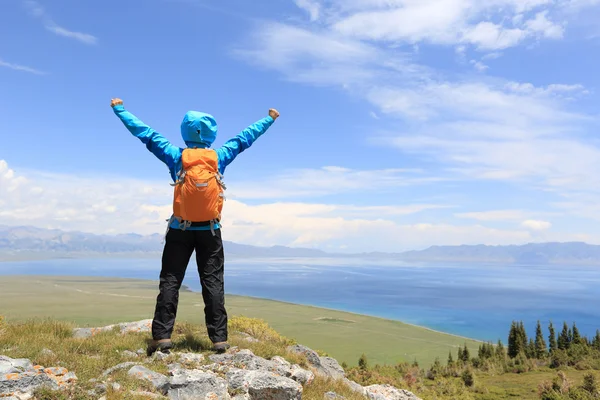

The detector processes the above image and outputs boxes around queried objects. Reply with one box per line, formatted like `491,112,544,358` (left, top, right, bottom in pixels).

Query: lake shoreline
2,257,599,343
0,271,484,344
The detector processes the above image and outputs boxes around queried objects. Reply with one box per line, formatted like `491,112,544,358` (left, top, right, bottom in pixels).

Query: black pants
151,227,227,343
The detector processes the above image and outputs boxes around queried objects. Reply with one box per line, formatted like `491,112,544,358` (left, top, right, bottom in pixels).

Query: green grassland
2,275,598,399
0,275,480,368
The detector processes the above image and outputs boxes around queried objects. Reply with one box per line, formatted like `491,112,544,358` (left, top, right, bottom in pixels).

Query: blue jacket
113,105,275,231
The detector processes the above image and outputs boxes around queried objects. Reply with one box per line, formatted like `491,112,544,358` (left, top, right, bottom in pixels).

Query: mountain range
2,225,600,265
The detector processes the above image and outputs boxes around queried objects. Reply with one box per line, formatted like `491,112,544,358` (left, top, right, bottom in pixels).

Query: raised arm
215,109,280,174
110,98,181,170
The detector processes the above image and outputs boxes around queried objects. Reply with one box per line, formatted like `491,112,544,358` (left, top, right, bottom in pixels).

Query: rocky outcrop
365,384,422,400
0,356,77,399
227,368,302,400
287,345,345,380
72,319,152,338
169,369,230,399
1,320,422,399
128,365,170,394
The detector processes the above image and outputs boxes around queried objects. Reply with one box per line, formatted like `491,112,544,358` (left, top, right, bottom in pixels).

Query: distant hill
0,225,329,260
2,225,600,265
396,242,600,265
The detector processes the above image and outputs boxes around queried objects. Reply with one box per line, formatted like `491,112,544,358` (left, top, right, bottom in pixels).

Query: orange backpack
171,148,225,224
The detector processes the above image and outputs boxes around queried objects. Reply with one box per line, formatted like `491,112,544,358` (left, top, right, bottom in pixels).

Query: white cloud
44,21,97,45
24,0,97,45
456,210,530,221
461,22,527,50
525,10,565,39
228,166,448,200
521,219,552,230
4,160,582,252
231,23,420,87
295,0,321,21
322,0,567,50
0,59,46,75
470,59,489,72
222,199,537,250
233,6,597,200
482,52,503,60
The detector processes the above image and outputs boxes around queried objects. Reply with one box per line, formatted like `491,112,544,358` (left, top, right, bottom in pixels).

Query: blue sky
1,0,600,252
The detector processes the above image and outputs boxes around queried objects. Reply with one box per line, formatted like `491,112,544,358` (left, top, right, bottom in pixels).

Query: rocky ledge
0,355,78,399
1,320,421,400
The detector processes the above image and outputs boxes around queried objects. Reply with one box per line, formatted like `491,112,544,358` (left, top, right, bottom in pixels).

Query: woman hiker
110,98,280,354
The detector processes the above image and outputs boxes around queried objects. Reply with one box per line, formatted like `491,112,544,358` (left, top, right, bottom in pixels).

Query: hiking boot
213,342,230,354
147,339,173,357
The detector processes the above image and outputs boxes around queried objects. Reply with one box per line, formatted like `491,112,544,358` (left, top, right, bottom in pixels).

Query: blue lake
1,257,599,343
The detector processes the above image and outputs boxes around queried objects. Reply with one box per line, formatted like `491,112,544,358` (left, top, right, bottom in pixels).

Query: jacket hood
180,111,218,148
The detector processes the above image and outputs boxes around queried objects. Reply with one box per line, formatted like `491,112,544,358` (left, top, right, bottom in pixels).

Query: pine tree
478,342,494,360
535,320,548,358
461,343,470,363
508,321,520,358
432,358,442,374
572,323,582,345
457,346,464,362
526,338,536,359
358,354,368,370
558,322,570,350
568,327,573,344
448,351,454,366
593,330,600,351
518,321,528,354
582,372,599,395
496,340,505,359
548,321,557,354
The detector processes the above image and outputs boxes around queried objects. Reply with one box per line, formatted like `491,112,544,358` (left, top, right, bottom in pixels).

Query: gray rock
131,390,167,399
206,349,313,386
121,350,139,358
154,351,170,361
287,345,321,366
128,365,170,395
168,369,230,400
287,345,345,379
227,369,302,400
73,319,153,338
290,364,315,385
167,363,183,375
320,357,345,380
72,328,95,339
6,392,33,400
344,378,367,396
270,356,291,368
95,383,108,395
178,353,205,364
112,382,122,391
0,370,58,396
325,392,346,399
365,384,422,400
102,361,140,377
208,353,233,364
137,349,146,356
39,349,55,358
0,360,20,375
61,371,78,385
0,357,33,374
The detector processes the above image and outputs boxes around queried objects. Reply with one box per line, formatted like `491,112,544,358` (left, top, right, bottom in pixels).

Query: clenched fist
111,98,123,107
269,108,280,121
